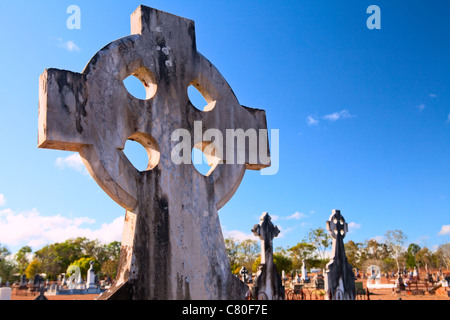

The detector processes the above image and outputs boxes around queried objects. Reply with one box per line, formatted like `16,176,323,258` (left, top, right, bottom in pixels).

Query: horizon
0,1,449,256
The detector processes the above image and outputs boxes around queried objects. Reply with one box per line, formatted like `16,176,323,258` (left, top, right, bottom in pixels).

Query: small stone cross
38,6,270,300
251,212,283,300
252,212,280,264
324,209,355,300
240,267,249,283
326,209,348,239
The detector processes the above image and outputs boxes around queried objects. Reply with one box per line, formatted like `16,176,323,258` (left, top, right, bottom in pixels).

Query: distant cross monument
324,209,355,300
251,212,284,300
38,5,270,300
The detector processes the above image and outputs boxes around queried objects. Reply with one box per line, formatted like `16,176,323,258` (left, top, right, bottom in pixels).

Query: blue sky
0,0,449,255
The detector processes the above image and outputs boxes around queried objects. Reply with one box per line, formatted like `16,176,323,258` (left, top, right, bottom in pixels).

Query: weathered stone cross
38,6,270,300
251,212,284,300
324,209,355,300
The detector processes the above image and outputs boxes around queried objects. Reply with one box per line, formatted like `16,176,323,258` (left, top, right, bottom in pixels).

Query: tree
345,240,363,270
71,257,100,278
25,259,42,279
406,243,421,268
435,243,450,269
306,227,332,261
384,230,407,271
224,238,260,274
224,238,240,273
0,244,17,283
289,241,316,270
15,246,32,274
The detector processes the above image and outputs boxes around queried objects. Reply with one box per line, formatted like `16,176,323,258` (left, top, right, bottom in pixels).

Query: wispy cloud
446,113,450,123
438,225,450,236
55,38,80,52
285,211,307,220
0,207,124,251
323,109,355,122
55,153,88,175
416,104,426,112
0,194,5,207
307,115,319,126
348,222,361,234
222,228,258,242
429,93,437,98
371,235,384,243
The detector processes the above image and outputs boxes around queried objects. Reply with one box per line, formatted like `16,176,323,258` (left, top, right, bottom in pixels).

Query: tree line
0,237,120,283
1,229,449,284
226,228,450,276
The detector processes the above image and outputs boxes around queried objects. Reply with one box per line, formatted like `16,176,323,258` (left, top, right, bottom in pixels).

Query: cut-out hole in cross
191,141,221,176
192,148,211,176
123,132,161,172
124,76,147,100
124,140,149,172
123,66,157,100
188,84,216,112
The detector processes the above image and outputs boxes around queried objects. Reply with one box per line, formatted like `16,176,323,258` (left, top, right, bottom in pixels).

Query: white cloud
0,194,5,207
348,222,361,233
307,115,319,126
323,109,355,122
0,207,124,251
371,235,384,243
55,38,80,52
55,153,89,175
438,225,450,236
222,229,258,242
285,212,306,220
416,104,425,112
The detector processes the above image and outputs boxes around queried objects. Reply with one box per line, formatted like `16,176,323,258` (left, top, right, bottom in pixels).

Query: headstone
251,212,284,300
87,261,97,289
315,274,325,290
61,274,66,288
324,209,355,300
33,274,44,289
38,5,270,300
19,275,27,287
240,267,249,283
367,265,381,283
0,288,12,301
34,285,48,301
301,259,310,283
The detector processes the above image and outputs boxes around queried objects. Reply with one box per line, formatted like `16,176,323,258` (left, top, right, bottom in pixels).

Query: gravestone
86,261,96,290
240,267,249,283
324,209,355,300
34,285,48,301
0,288,11,301
19,275,27,288
38,5,270,300
251,212,284,300
301,259,310,283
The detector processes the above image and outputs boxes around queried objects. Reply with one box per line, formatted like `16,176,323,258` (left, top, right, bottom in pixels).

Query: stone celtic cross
324,210,355,300
38,6,270,300
251,212,284,300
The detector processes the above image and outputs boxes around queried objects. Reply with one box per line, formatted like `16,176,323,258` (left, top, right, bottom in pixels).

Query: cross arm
38,68,92,151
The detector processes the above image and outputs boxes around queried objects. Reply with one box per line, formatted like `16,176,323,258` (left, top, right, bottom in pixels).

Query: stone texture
38,6,270,300
324,209,356,300
251,212,284,300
